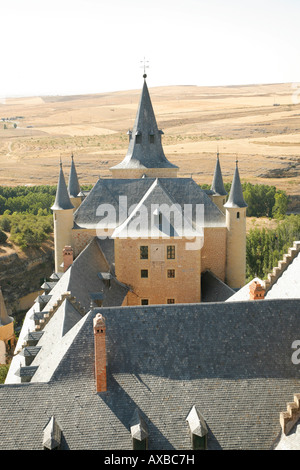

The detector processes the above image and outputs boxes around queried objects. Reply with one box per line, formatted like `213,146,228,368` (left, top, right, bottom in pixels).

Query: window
149,134,155,144
140,246,148,259
167,298,175,304
237,211,240,219
141,299,149,305
141,269,148,278
136,132,142,144
167,245,175,259
167,269,175,278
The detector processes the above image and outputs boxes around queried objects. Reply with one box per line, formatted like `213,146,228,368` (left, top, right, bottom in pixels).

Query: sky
1,0,300,97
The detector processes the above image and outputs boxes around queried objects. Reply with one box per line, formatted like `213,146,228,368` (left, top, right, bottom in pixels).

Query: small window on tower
141,269,148,278
140,246,148,259
167,245,175,259
237,212,240,219
141,299,149,305
167,298,175,304
167,269,175,278
149,134,155,144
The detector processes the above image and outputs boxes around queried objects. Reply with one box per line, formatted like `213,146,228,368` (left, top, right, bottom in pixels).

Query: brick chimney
63,245,73,272
93,313,107,393
249,280,265,300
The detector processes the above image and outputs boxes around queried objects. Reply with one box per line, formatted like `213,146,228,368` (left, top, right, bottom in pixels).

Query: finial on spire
236,155,239,166
140,57,149,79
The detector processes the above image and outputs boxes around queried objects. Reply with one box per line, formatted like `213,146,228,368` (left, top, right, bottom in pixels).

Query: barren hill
0,82,300,202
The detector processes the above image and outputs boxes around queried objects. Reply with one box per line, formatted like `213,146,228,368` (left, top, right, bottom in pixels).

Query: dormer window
186,405,208,450
130,409,149,450
149,132,155,144
135,130,142,144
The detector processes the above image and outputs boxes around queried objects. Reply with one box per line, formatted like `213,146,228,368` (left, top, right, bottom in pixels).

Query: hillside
0,83,300,210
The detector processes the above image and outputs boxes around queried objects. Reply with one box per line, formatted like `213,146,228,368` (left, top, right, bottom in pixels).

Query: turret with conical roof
224,160,247,209
52,161,74,273
110,75,178,179
210,151,227,213
224,160,247,288
68,154,82,211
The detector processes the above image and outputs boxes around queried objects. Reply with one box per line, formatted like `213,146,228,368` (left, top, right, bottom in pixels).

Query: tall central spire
110,76,178,179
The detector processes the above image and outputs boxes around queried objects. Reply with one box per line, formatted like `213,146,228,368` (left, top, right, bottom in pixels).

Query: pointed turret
224,160,247,209
224,160,247,289
51,161,74,211
68,154,82,211
52,161,74,273
110,75,178,179
210,151,227,213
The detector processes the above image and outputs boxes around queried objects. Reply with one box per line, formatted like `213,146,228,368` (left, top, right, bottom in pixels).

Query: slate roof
51,162,74,211
68,154,81,198
211,153,227,196
224,161,247,209
74,177,226,230
110,78,178,171
5,236,129,385
201,270,235,302
1,299,300,449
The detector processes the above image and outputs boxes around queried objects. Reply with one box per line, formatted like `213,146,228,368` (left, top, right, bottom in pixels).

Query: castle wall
201,227,227,281
72,229,97,257
115,237,201,306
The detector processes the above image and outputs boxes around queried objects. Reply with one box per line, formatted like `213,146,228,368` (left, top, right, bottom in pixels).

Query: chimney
249,280,265,300
93,313,107,393
63,245,73,272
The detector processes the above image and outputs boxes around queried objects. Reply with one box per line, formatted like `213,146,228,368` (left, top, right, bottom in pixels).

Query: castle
1,77,300,450
51,75,247,305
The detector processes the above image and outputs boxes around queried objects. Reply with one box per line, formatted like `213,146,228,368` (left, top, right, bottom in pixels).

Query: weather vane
140,57,149,78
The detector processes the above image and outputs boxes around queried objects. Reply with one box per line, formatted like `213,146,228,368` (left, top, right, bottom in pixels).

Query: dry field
0,82,300,207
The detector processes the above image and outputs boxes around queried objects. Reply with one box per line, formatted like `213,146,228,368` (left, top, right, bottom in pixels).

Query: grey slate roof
110,78,178,171
1,299,300,449
68,154,81,198
201,270,235,302
51,162,74,211
224,161,247,209
74,177,226,230
211,154,227,196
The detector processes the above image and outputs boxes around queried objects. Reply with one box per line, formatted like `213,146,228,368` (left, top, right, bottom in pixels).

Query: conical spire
0,287,12,326
224,160,247,208
111,76,178,171
51,160,74,211
211,151,227,196
68,154,81,198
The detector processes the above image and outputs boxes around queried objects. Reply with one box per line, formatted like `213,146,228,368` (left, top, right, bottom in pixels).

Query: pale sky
1,0,300,97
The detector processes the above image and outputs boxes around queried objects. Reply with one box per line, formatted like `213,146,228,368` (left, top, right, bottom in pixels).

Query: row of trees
0,185,56,215
0,186,56,250
246,215,300,280
201,182,289,219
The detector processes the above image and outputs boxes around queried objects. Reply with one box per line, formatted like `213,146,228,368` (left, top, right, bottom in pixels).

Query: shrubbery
0,185,55,250
201,182,289,219
246,215,300,280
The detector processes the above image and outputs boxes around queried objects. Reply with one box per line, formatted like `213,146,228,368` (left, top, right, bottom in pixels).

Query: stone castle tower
51,161,75,273
224,160,248,288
